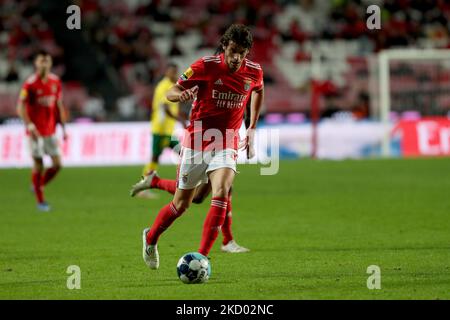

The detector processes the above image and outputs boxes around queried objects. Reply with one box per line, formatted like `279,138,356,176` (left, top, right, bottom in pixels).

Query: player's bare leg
198,168,235,256
143,188,196,269
192,182,211,204
31,157,49,211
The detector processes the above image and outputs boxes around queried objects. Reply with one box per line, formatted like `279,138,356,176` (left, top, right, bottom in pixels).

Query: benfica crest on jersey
244,78,252,91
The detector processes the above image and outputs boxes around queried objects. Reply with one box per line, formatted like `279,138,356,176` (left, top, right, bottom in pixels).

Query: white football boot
221,240,250,253
135,190,159,199
130,171,158,197
142,228,159,269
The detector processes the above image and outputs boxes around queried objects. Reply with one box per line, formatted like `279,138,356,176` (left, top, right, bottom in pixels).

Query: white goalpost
376,48,450,157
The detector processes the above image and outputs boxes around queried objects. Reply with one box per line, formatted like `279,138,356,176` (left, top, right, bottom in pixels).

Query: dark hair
166,62,178,69
215,24,253,54
34,49,50,59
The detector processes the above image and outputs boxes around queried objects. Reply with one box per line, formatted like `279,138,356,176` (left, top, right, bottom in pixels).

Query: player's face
166,66,178,83
34,54,52,75
223,41,249,72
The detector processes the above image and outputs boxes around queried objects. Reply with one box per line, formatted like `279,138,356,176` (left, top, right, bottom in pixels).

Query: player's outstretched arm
166,84,198,103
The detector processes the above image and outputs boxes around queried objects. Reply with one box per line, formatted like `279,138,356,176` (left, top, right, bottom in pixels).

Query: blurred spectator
84,92,106,121
169,40,182,57
4,64,19,82
117,95,137,120
352,92,370,120
322,93,343,118
0,0,449,120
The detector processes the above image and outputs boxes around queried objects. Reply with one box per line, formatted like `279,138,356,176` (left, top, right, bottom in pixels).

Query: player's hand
239,128,255,154
62,128,68,141
27,123,39,141
179,86,198,102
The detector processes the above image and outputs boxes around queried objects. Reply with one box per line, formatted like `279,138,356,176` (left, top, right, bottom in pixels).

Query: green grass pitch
0,159,449,299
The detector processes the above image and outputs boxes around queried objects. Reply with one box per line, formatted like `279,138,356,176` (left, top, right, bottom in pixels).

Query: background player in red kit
141,24,264,269
17,50,67,212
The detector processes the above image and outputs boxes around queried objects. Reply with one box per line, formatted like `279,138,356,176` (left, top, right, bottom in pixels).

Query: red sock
199,197,228,256
42,167,60,185
32,171,44,203
146,202,184,245
222,198,233,245
151,176,177,195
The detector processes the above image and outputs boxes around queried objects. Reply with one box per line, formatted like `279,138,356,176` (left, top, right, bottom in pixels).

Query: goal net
370,49,450,156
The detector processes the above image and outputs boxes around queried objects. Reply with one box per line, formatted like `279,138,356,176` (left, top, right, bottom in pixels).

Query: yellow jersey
151,77,179,135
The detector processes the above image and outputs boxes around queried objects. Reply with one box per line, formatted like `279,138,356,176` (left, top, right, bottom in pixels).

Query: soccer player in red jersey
131,105,254,253
140,24,264,269
17,50,67,212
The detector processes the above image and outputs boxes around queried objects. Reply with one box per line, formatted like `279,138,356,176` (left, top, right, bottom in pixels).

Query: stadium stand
0,0,449,122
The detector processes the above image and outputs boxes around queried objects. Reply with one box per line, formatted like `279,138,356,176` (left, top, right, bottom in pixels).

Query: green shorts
152,134,179,158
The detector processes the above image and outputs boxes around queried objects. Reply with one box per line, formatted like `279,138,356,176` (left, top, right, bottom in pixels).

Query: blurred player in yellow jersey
142,63,187,175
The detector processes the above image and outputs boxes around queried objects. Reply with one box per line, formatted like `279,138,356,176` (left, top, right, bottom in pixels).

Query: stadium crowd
0,0,449,122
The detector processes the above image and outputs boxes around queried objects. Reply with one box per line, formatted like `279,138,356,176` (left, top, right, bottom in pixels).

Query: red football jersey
177,53,264,151
20,73,62,136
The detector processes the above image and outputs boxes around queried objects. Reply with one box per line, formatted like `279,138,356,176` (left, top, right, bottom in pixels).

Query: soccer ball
177,252,211,284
